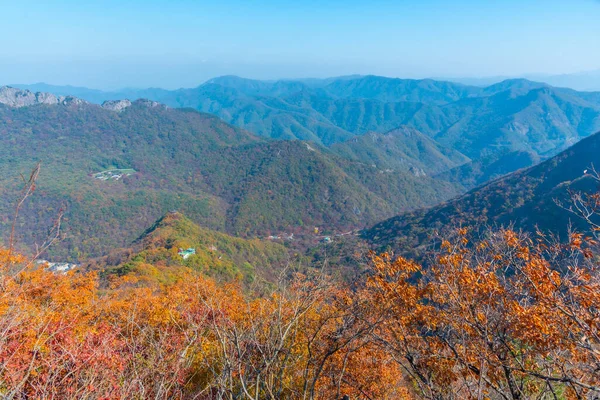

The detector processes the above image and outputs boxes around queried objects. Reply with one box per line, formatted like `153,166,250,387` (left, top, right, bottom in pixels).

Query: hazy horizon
5,70,600,94
2,0,599,90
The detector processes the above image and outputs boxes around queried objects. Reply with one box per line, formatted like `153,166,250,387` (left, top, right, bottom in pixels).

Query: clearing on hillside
92,168,136,181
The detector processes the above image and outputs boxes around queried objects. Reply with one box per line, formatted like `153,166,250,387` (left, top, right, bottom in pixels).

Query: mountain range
0,90,458,260
11,75,600,183
3,75,600,264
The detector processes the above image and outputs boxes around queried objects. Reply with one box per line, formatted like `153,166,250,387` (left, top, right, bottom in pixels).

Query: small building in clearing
178,248,196,259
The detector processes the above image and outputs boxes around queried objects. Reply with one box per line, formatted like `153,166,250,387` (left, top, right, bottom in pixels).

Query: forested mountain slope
330,125,470,175
86,211,291,284
364,130,600,253
0,92,459,260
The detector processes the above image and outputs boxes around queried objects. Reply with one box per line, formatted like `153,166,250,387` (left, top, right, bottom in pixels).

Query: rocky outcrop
61,96,87,106
135,99,167,109
101,99,132,112
409,166,427,177
0,86,168,112
0,86,57,107
0,86,87,108
100,99,168,112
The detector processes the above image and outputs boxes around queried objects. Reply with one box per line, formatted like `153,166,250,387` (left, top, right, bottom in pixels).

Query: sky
0,0,598,89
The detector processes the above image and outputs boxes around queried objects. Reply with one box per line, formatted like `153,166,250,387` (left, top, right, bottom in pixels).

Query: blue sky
0,0,598,89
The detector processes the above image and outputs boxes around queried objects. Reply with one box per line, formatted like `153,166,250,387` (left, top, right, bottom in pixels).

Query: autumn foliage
0,246,408,399
366,229,600,399
2,224,599,399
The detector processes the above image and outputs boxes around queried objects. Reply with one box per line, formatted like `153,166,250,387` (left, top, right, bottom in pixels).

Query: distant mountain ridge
442,70,600,92
12,75,600,145
11,76,600,178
